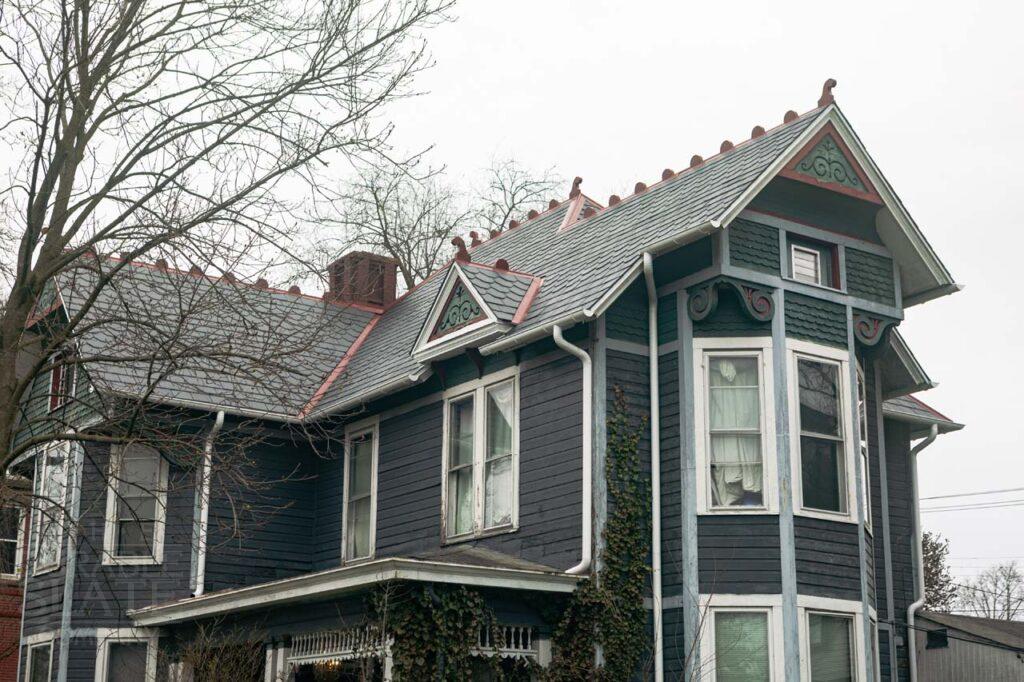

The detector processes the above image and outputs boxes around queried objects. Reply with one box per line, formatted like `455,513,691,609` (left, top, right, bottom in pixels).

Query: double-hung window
0,506,24,578
793,349,851,517
33,442,68,574
857,364,872,530
714,610,772,681
95,629,158,682
807,612,855,682
694,339,775,513
25,640,53,682
444,375,517,539
343,421,378,561
103,445,167,564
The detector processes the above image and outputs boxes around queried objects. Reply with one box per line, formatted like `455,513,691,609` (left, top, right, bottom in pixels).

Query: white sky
384,0,1024,581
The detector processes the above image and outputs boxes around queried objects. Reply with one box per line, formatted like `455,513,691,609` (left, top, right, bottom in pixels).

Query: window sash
808,612,855,682
33,444,67,572
343,427,377,561
105,446,165,562
796,355,850,516
27,642,52,682
714,610,771,682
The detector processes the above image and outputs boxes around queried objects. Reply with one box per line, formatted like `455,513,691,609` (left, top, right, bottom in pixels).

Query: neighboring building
10,83,966,681
0,489,28,682
915,611,1024,681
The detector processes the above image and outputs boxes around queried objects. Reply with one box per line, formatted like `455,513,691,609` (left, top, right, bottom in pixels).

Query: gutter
552,325,593,576
193,411,225,597
643,253,664,682
907,423,938,682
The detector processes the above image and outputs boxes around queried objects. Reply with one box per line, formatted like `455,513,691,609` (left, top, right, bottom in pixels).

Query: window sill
795,507,857,525
340,555,376,567
697,506,778,516
32,563,60,577
782,276,845,296
102,555,162,567
443,523,518,545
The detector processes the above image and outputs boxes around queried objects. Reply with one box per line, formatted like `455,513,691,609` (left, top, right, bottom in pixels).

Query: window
48,349,75,412
95,630,157,682
103,445,167,564
714,611,771,681
25,641,52,682
343,421,378,561
0,506,24,578
796,357,847,514
807,612,855,682
926,628,949,649
694,339,776,514
443,375,518,539
857,364,872,530
33,443,68,573
789,237,837,289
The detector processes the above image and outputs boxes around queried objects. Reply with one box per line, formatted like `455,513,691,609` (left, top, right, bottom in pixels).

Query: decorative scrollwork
740,285,774,322
852,311,898,347
688,277,775,323
433,281,483,338
687,282,719,321
796,135,864,191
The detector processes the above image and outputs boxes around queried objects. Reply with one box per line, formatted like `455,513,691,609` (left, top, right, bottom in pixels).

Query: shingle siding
606,281,648,343
846,248,896,305
793,516,861,600
729,219,781,274
693,287,772,337
697,515,782,594
784,292,847,347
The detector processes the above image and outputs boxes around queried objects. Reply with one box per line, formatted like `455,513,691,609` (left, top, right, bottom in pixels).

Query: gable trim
779,123,883,204
300,314,382,418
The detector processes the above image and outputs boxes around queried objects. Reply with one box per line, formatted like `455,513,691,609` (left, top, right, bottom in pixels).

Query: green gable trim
785,292,847,347
431,279,484,339
794,134,866,193
845,248,895,306
729,219,781,275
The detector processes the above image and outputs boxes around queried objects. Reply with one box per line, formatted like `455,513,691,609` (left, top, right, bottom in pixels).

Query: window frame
31,442,69,576
788,340,858,523
93,628,158,682
787,235,840,291
441,367,520,542
341,417,379,563
856,362,872,533
698,595,784,682
24,637,54,682
102,444,169,566
0,505,26,580
799,602,865,682
693,337,778,515
47,349,76,413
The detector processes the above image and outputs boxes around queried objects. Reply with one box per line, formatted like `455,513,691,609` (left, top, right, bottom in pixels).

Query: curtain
108,642,148,682
448,398,475,535
714,612,770,682
485,384,514,528
708,358,763,506
809,614,853,682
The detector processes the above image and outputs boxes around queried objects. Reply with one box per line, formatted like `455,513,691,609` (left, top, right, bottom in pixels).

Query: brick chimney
327,251,398,308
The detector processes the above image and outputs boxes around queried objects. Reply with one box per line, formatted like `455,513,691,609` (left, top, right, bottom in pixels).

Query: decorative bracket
852,311,899,347
687,277,775,323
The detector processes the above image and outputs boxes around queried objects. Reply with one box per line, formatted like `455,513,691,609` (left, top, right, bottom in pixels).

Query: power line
922,500,1024,513
921,486,1024,501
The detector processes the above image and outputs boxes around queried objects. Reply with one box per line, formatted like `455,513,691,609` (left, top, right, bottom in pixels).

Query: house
9,81,965,681
914,611,1024,681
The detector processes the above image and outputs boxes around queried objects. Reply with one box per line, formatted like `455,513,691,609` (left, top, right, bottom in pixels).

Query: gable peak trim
779,122,883,204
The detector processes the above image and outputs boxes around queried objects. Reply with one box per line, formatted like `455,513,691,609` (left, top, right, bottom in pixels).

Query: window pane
447,468,474,535
709,357,760,431
118,496,157,523
36,517,60,567
346,496,372,559
484,455,513,528
350,438,373,498
486,383,514,459
798,360,840,436
710,435,763,507
107,642,148,682
121,455,160,491
42,450,67,501
0,542,16,575
809,614,853,682
0,507,20,541
29,644,51,682
117,520,155,556
449,397,474,467
715,612,770,682
801,436,846,513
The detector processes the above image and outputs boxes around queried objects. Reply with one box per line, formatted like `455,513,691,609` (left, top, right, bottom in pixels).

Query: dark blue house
13,84,963,681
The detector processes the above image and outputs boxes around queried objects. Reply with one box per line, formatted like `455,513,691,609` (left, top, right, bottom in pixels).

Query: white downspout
194,410,225,596
643,252,664,682
553,325,592,576
907,423,938,682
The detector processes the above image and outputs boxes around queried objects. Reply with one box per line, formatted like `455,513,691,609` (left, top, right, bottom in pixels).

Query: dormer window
789,237,838,289
431,281,485,340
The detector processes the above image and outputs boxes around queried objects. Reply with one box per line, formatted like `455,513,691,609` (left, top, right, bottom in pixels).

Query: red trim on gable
906,394,955,424
299,315,381,418
557,194,587,232
778,122,883,204
511,278,543,325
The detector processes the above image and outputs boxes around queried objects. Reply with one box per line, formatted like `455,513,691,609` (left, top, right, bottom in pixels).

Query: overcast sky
383,0,1024,583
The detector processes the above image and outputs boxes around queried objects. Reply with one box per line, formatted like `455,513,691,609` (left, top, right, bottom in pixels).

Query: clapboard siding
606,281,648,343
374,352,584,570
697,515,782,594
313,448,344,571
66,636,96,682
659,352,682,598
793,516,861,600
886,419,915,681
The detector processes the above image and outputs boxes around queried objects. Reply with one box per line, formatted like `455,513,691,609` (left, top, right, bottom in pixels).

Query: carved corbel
852,311,899,347
687,277,775,323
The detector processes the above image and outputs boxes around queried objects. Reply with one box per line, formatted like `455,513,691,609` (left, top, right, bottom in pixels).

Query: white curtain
709,358,763,506
485,384,514,528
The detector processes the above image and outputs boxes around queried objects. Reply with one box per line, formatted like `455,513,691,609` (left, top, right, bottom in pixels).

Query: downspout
643,252,664,682
552,325,592,576
907,423,938,682
57,442,84,682
193,410,225,597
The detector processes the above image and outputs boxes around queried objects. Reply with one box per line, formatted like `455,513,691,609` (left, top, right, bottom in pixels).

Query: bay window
33,442,68,573
443,374,518,539
103,444,167,564
795,354,849,515
807,612,855,682
343,421,378,561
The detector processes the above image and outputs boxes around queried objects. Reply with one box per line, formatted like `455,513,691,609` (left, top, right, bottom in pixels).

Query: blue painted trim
772,289,800,679
875,362,898,676
677,292,700,679
57,441,85,682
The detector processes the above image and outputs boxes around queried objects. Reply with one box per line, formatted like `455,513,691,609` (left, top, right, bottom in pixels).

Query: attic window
48,349,75,412
430,280,484,340
789,237,838,289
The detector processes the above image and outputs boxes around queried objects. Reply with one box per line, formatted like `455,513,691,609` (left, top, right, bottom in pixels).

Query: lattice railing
288,626,388,665
474,625,537,659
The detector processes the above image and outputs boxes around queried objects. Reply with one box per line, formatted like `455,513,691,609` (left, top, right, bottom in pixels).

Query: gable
429,277,485,341
780,123,882,204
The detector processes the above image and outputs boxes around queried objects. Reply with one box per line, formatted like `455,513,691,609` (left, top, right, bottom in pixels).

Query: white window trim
797,595,867,682
1,505,26,580
788,339,859,524
441,366,520,542
856,362,872,534
693,337,778,515
94,627,159,682
102,445,169,566
32,441,69,576
698,594,785,682
47,350,77,413
342,417,379,563
23,633,54,682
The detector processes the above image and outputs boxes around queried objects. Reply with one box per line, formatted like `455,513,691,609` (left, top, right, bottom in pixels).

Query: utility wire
922,500,1024,513
921,486,1024,501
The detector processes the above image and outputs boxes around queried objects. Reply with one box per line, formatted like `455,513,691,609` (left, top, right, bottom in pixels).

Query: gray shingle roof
883,394,963,436
459,263,538,322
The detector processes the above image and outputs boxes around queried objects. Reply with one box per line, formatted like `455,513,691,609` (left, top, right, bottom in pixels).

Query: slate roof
458,262,538,322
919,611,1024,651
883,394,963,436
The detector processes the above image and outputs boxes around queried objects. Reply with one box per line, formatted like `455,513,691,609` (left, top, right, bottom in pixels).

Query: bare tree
474,158,560,235
957,562,1024,621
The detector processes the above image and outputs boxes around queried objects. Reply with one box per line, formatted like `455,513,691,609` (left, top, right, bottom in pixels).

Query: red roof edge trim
299,315,382,418
906,394,955,423
460,260,537,280
557,194,587,232
511,278,543,325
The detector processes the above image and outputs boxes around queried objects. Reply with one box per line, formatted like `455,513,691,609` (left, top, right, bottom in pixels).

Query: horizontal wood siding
659,351,682,599
313,450,344,571
729,219,781,274
606,281,648,343
885,419,915,682
697,515,782,594
793,516,861,600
